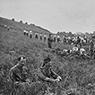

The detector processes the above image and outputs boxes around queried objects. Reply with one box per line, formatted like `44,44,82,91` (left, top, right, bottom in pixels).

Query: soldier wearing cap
40,56,52,78
9,55,29,83
39,56,62,82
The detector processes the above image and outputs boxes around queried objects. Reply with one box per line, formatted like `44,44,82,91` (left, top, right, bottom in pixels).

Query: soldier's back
9,64,23,82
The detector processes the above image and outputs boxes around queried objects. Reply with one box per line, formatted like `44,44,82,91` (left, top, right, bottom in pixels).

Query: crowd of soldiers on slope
0,23,92,45
23,28,95,59
23,29,89,46
0,23,91,47
23,29,94,58
47,34,95,59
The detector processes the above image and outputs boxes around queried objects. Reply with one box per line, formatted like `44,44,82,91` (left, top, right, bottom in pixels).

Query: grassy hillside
0,17,50,34
0,17,95,95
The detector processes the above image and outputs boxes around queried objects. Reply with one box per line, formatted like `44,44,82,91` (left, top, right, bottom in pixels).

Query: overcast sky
0,0,95,33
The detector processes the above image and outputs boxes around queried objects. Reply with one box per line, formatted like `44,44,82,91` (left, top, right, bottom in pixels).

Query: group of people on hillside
47,34,95,58
9,54,79,95
8,33,95,95
48,34,88,46
9,55,62,88
63,36,88,45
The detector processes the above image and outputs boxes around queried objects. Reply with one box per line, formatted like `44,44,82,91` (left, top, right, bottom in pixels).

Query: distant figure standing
77,36,81,47
48,34,53,49
89,39,94,57
84,36,87,44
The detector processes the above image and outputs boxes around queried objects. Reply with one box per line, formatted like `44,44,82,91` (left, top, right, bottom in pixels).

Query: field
0,17,95,95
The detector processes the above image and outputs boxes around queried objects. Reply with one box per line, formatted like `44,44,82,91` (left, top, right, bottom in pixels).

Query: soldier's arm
9,64,22,81
40,62,45,68
9,63,19,78
10,63,19,71
50,68,59,79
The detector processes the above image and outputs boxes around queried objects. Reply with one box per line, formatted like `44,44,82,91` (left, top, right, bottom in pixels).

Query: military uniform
9,56,28,83
41,63,52,78
77,36,81,49
89,40,94,57
48,34,53,49
9,64,28,83
40,61,58,81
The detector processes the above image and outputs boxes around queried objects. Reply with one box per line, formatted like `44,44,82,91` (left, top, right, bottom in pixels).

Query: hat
18,55,26,62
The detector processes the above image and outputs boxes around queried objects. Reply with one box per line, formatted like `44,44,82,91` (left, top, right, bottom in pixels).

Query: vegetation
0,17,95,95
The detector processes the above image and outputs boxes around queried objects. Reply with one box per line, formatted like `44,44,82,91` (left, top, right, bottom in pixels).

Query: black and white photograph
0,0,95,95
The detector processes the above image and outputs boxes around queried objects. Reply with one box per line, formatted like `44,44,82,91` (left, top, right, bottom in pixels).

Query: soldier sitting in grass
9,55,30,84
39,56,62,82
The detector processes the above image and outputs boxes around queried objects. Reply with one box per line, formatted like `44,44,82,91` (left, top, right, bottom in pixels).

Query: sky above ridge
0,0,95,33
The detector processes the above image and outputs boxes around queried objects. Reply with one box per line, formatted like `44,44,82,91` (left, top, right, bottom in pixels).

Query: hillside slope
1,17,95,95
0,17,50,52
0,17,50,34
